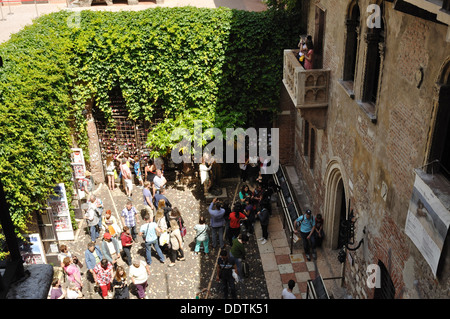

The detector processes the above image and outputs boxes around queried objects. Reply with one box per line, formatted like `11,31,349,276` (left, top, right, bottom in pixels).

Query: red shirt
229,212,246,229
121,232,133,247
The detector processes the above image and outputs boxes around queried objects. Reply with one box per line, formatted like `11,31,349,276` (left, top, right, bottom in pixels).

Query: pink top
120,164,132,179
65,264,82,288
304,49,314,70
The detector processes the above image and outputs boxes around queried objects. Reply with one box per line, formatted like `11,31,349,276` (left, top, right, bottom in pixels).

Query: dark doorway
314,5,326,69
373,260,396,299
337,179,347,249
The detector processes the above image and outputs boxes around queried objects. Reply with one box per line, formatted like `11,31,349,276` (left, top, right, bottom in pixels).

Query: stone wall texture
276,0,450,298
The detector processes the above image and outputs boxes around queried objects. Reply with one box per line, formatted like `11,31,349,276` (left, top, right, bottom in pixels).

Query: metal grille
93,88,151,162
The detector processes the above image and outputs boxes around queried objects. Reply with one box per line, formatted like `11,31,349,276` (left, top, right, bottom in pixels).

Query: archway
323,160,348,249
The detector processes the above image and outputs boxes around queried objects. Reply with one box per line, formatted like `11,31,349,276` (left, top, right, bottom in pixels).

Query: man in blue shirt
85,242,103,283
294,209,316,261
209,198,226,249
139,214,165,265
153,188,172,209
143,181,155,220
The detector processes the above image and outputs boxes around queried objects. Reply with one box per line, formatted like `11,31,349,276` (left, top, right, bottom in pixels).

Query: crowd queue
51,153,323,299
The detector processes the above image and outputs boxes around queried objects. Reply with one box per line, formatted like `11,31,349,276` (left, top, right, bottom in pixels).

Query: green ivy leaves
0,6,301,252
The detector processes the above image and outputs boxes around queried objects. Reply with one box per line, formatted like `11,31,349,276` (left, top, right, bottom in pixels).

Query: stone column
85,99,105,185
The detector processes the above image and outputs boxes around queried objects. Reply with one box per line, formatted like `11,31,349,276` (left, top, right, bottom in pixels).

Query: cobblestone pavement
57,169,270,299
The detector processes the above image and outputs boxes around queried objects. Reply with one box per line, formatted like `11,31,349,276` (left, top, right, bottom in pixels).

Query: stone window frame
340,0,362,98
304,119,310,157
309,127,316,170
356,0,386,124
302,119,316,170
426,57,450,179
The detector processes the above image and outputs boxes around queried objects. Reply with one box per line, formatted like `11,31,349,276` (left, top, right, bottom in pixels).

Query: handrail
272,165,302,253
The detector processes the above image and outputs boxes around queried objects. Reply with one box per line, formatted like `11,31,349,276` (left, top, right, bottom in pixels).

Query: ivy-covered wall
70,7,301,155
0,6,301,254
0,14,76,256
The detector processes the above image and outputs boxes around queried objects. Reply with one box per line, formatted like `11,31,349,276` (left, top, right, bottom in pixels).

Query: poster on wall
19,233,46,265
71,148,86,179
48,183,74,241
405,172,450,276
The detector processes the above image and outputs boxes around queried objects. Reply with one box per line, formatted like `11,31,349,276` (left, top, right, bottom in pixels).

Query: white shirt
129,261,148,284
153,175,166,190
66,288,80,299
199,164,211,184
106,241,116,255
282,288,296,299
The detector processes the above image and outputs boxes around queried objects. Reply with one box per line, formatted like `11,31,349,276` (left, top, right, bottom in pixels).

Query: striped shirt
121,207,137,227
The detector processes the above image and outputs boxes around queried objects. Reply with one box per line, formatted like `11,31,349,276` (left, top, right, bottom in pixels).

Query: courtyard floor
55,166,347,299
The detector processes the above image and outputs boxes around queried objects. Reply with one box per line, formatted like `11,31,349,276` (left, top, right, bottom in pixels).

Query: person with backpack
216,249,238,299
139,214,166,266
100,232,121,270
208,198,226,250
194,216,210,257
167,208,186,267
85,205,100,242
230,234,249,282
294,209,316,260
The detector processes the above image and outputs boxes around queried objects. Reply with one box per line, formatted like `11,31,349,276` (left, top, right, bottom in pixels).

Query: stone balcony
282,49,330,129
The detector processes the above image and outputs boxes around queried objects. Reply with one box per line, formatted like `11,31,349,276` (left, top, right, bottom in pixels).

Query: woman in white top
199,157,212,194
66,281,83,299
129,259,150,299
104,154,116,191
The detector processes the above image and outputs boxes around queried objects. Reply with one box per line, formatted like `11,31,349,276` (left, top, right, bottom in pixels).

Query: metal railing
272,165,302,254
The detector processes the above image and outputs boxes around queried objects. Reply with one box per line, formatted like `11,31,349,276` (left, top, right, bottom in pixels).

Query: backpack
297,214,313,230
179,217,187,237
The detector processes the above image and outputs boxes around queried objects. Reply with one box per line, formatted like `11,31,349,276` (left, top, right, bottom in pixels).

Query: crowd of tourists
50,153,323,299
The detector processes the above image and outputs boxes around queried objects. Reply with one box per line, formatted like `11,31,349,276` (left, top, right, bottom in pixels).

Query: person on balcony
298,35,312,67
303,40,314,70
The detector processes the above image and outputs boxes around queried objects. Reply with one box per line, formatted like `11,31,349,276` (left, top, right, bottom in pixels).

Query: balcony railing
282,49,330,110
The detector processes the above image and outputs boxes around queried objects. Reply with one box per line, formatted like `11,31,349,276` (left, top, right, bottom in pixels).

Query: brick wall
288,0,450,299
